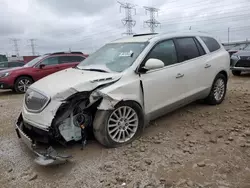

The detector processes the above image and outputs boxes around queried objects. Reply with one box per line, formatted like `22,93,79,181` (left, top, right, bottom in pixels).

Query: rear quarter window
200,36,221,52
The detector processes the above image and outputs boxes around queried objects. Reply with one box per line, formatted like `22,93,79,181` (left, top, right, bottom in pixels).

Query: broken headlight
25,88,50,113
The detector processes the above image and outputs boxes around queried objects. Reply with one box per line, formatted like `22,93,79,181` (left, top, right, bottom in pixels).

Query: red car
0,52,87,93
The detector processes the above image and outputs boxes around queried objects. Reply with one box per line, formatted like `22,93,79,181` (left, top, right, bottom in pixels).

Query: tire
205,73,227,105
232,70,241,76
14,76,33,94
93,101,145,148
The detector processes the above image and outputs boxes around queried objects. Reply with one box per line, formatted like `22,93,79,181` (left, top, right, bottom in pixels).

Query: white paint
143,58,164,70
21,32,229,133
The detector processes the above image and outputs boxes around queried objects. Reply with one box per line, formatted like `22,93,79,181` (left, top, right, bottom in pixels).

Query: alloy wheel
213,78,225,101
18,78,31,92
107,106,139,143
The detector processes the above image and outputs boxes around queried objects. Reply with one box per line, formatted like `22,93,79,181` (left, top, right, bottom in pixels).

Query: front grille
235,60,250,67
25,88,49,112
240,56,250,60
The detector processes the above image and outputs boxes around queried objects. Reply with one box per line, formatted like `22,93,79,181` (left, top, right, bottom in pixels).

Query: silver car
230,45,250,76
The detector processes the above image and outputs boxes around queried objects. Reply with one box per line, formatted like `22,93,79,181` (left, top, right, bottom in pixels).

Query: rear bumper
15,113,72,165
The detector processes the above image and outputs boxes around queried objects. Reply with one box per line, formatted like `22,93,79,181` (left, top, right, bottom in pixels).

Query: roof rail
51,51,83,55
133,33,158,37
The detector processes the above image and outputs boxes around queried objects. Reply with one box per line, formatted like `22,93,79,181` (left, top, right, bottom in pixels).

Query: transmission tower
10,38,20,56
29,39,37,56
144,6,160,33
118,1,137,35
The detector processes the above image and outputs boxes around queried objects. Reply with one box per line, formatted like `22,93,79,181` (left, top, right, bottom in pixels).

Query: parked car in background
0,61,25,70
230,45,250,76
0,52,87,93
14,32,230,165
228,44,247,57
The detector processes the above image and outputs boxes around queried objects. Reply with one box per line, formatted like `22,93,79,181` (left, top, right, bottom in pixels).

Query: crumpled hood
30,68,122,100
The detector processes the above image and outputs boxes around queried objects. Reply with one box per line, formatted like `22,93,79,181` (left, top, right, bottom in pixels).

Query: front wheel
205,73,227,105
14,76,33,93
93,101,144,148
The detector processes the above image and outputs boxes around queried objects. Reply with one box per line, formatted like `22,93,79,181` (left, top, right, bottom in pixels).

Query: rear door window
194,38,206,55
41,57,59,66
175,37,200,62
200,36,221,52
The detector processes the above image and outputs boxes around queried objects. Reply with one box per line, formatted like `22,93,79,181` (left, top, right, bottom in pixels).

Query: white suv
15,32,230,164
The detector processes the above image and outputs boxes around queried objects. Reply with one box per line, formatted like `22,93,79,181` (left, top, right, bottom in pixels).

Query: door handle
176,73,184,78
204,64,211,68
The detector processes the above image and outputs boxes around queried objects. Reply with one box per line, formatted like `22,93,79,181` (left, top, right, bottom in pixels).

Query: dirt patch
0,74,250,188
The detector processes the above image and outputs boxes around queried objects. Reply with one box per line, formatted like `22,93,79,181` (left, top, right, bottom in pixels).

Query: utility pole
118,1,137,35
228,27,230,44
29,39,37,56
10,38,20,56
144,6,160,33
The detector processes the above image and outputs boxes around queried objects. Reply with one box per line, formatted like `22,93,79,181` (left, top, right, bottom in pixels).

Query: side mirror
39,64,45,69
143,58,164,71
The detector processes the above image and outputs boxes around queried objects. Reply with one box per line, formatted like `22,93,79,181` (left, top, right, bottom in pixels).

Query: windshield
24,55,47,67
77,42,148,72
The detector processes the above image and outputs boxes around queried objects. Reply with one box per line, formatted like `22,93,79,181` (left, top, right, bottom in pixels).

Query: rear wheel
14,76,33,93
232,70,241,76
205,73,227,105
93,101,144,148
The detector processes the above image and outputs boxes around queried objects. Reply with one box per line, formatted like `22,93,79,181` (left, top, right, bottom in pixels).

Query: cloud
0,0,249,55
36,0,117,17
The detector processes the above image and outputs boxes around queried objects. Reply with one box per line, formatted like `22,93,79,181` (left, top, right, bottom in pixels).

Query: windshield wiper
81,68,108,73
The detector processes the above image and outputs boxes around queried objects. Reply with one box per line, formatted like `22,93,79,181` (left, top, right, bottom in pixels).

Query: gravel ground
1,74,250,188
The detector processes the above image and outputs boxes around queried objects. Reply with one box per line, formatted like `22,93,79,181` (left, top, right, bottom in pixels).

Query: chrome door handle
205,64,211,68
176,73,184,78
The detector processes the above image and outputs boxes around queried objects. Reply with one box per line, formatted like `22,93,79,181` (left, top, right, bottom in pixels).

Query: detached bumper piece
15,116,72,166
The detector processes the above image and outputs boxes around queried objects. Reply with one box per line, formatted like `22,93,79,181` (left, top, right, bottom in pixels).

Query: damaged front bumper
15,114,72,166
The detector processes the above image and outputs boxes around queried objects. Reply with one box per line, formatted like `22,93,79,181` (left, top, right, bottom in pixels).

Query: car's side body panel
17,33,230,152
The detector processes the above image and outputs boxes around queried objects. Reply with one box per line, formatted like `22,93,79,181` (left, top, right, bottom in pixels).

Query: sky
0,0,250,56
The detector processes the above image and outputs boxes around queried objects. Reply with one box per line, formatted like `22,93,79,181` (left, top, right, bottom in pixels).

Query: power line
9,38,20,56
39,1,250,40
144,6,160,33
60,8,250,41
160,12,250,27
159,0,248,15
28,39,37,56
118,1,137,35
